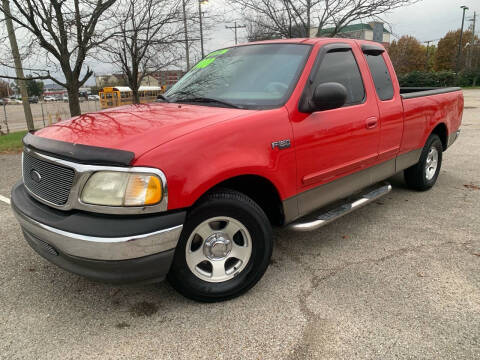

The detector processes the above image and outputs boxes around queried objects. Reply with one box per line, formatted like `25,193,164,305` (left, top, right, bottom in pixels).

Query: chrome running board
289,183,392,232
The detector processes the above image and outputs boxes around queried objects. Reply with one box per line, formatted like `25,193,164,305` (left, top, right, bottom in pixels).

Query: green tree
26,76,44,97
387,36,426,74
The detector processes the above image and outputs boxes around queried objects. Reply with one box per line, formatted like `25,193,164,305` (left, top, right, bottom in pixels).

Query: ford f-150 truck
11,38,463,302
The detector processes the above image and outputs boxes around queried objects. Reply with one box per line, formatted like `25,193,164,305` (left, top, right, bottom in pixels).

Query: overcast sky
203,0,478,49
3,0,478,85
383,0,478,43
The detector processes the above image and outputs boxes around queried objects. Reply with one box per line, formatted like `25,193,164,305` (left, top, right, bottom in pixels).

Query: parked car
28,96,39,104
43,96,56,102
88,94,100,101
0,98,8,105
62,95,69,102
11,38,463,302
9,98,22,105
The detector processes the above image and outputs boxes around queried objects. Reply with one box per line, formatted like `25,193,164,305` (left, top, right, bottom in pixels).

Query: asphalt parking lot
0,90,479,359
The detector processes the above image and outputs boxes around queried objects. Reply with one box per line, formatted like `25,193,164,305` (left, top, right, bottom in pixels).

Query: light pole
467,11,476,69
198,0,207,59
456,5,469,78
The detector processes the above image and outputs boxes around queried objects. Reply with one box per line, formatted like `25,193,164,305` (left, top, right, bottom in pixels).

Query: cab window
364,53,394,101
313,50,365,106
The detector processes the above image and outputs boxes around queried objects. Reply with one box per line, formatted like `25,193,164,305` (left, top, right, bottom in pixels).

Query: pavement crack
287,239,470,359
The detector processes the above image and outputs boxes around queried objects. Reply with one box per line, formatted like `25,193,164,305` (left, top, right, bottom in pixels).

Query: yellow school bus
99,85,165,109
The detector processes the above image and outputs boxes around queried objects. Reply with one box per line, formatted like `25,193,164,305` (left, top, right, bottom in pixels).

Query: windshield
165,44,311,109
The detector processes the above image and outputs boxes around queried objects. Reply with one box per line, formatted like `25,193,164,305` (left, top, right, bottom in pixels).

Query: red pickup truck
11,38,463,302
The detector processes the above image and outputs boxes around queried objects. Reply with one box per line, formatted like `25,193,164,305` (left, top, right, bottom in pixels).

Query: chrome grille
23,151,75,206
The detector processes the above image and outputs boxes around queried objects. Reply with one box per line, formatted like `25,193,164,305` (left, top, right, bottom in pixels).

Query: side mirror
311,82,347,111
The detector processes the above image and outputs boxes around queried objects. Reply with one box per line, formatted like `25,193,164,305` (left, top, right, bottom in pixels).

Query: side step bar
289,183,392,232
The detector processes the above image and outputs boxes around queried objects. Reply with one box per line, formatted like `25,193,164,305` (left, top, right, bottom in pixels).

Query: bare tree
2,0,34,130
246,17,281,42
0,0,117,117
233,0,418,40
105,0,182,104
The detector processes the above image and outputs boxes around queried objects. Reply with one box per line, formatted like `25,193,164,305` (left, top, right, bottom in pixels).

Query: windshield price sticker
195,49,230,69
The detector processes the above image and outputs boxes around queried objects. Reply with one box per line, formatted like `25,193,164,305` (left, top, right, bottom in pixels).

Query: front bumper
11,183,185,284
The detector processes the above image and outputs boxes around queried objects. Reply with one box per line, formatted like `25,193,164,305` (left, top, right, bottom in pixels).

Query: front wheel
167,190,273,302
404,134,443,191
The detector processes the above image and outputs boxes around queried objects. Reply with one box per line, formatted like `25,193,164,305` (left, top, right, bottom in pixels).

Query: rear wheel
167,190,273,302
404,134,443,191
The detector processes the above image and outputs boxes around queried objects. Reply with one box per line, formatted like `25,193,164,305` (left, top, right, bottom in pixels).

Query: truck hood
35,102,251,160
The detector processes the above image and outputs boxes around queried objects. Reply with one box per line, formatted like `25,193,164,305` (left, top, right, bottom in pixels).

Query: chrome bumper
12,205,183,261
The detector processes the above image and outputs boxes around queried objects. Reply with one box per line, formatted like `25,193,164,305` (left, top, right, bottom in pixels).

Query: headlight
81,171,163,207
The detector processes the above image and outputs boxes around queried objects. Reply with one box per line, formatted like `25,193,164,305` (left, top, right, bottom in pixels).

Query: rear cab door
360,42,404,164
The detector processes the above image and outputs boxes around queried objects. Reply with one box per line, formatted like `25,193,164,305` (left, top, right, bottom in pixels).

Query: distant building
315,22,390,46
43,83,67,97
42,84,92,97
95,75,111,88
43,83,65,91
95,71,182,89
140,75,159,87
79,87,91,94
95,74,128,88
151,70,185,88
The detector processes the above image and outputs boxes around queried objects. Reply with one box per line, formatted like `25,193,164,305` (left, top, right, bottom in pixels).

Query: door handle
365,117,378,129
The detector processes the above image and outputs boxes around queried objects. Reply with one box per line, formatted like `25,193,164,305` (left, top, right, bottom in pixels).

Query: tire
167,189,273,302
404,134,443,191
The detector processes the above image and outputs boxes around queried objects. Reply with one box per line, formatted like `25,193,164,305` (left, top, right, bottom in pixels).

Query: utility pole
198,0,207,59
2,0,34,131
424,40,433,70
226,21,246,45
182,0,190,71
456,5,469,80
472,11,477,44
306,0,311,37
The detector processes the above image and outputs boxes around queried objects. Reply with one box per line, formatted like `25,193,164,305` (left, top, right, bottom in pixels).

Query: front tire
167,190,273,302
404,134,443,191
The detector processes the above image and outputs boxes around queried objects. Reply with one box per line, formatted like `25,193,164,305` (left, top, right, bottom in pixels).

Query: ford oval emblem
30,169,42,183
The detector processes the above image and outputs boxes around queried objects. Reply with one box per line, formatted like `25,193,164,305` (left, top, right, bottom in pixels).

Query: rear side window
313,50,365,105
365,54,394,101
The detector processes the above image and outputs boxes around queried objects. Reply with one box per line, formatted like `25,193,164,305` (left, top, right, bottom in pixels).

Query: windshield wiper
175,96,243,109
156,94,171,103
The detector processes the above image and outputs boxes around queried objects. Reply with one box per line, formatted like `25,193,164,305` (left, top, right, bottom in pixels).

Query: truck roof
236,37,385,49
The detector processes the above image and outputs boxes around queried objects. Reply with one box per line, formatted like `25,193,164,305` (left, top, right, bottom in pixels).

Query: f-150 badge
271,139,291,150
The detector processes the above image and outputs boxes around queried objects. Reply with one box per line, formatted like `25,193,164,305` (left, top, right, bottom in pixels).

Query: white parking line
0,195,11,205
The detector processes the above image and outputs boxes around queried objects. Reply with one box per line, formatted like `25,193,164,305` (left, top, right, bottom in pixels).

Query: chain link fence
0,99,101,134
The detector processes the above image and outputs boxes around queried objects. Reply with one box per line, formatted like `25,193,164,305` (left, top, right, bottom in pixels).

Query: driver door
292,43,380,215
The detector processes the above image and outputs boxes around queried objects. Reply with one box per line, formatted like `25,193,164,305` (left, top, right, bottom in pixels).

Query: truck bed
400,87,461,99
399,87,463,155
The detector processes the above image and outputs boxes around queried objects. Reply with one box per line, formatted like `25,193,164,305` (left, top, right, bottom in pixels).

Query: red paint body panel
364,47,404,162
288,41,381,191
35,103,252,160
34,38,464,212
135,108,296,209
400,91,463,154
